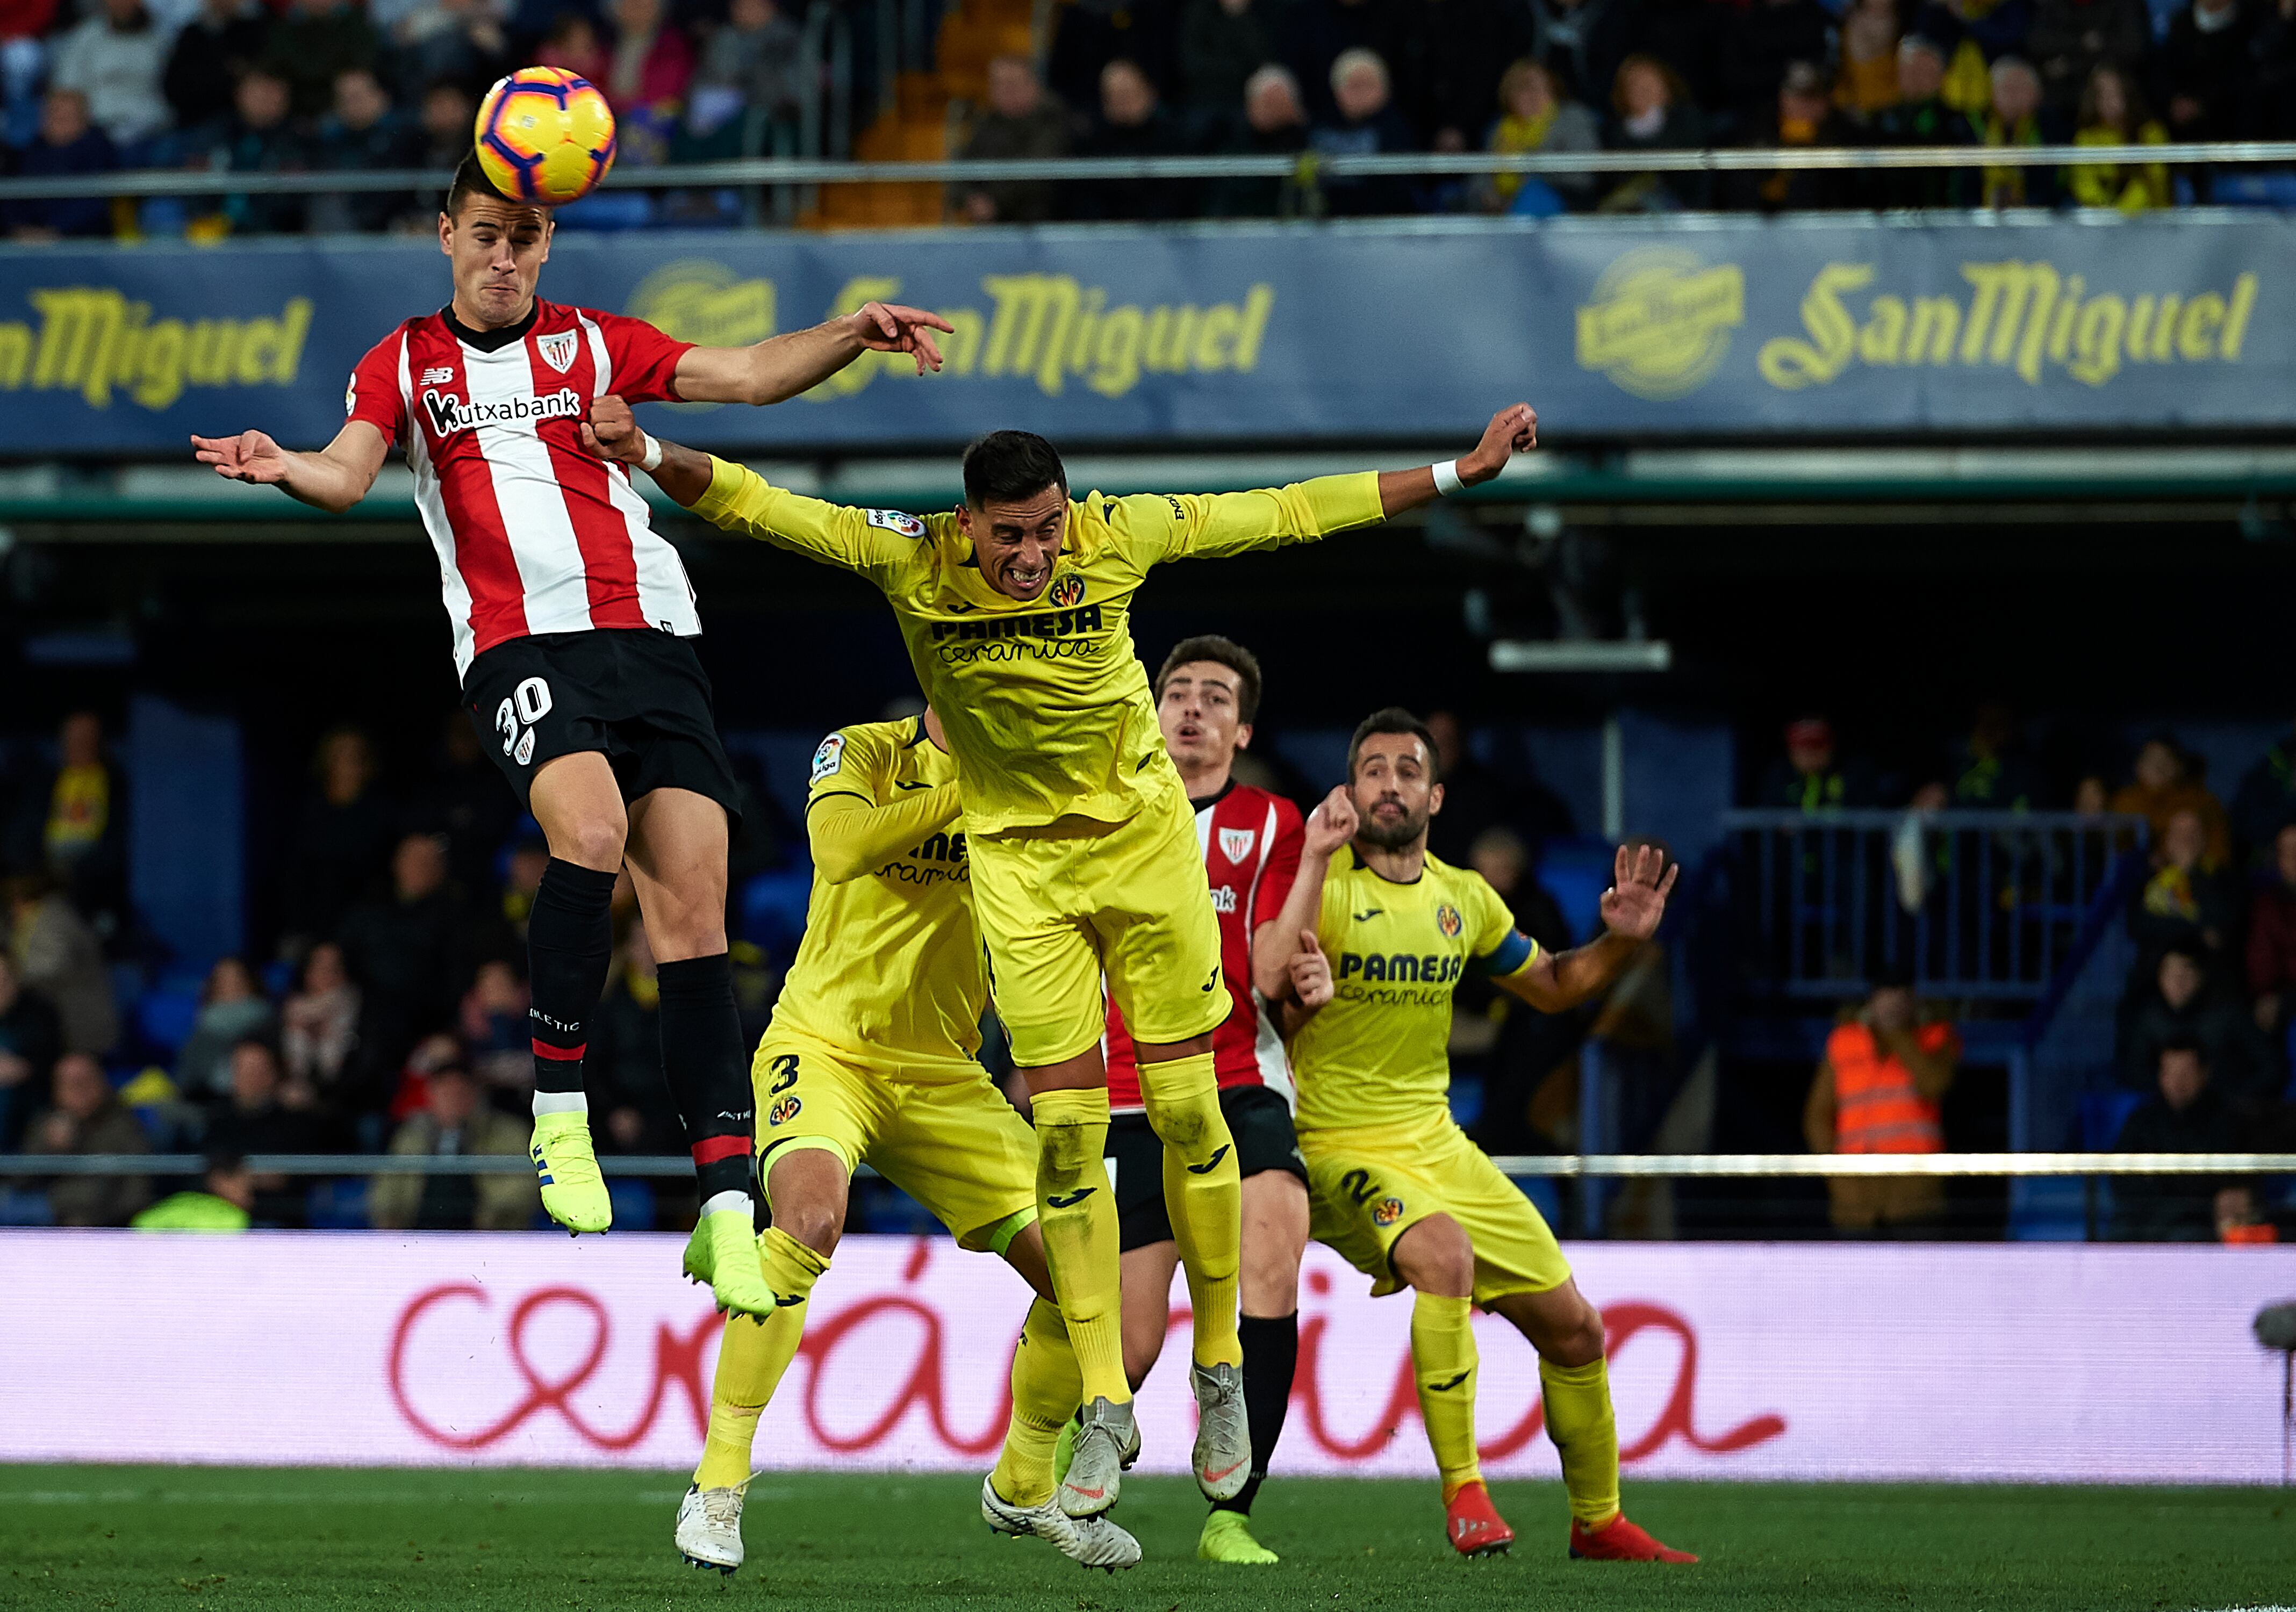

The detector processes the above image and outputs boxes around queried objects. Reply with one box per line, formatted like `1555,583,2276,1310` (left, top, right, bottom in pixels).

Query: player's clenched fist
580,395,644,463
1288,933,1333,1009
190,429,290,484
1304,785,1358,858
1455,403,1538,487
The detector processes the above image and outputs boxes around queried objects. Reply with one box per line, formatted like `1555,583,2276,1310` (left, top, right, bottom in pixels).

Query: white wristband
1432,459,1464,496
637,431,663,473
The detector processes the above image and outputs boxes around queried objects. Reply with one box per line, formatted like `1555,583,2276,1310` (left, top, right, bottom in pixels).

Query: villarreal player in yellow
1264,708,1697,1564
584,394,1539,1517
671,708,1140,1576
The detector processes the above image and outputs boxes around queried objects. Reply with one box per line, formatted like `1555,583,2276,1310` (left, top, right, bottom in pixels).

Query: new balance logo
1426,1370,1471,1392
1186,1145,1232,1175
421,385,582,436
1046,1187,1098,1208
1353,908,1383,921
420,365,455,385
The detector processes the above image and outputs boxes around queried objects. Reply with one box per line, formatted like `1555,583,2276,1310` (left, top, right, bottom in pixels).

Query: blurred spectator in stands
1804,970,1959,1235
535,11,609,84
1600,53,1709,209
459,957,530,1097
2245,823,2296,1033
1074,57,1196,221
2121,942,2277,1103
175,956,278,1102
1725,60,1853,210
2129,806,2238,969
370,1061,536,1230
2068,60,2170,207
284,726,395,950
309,68,421,233
281,939,360,1095
1390,0,1532,154
589,919,683,1158
2113,1039,2242,1240
167,0,268,135
2029,0,2150,111
1283,0,1404,119
2072,774,2111,815
51,0,171,152
1978,55,2063,206
2215,1183,2277,1241
411,78,476,177
0,951,61,1150
1834,0,1904,121
1524,0,1628,109
2233,719,2296,865
2111,735,2230,863
1310,47,1419,214
950,52,1068,225
1922,700,2044,809
1180,0,1276,114
1047,0,1181,118
2254,0,2296,139
6,873,116,1056
1718,0,1836,133
263,0,380,120
212,66,308,236
408,712,516,906
203,1038,329,1221
1759,715,1875,811
7,88,116,242
1462,826,1589,1155
132,1153,255,1232
1613,0,1719,108
1422,710,1500,863
18,710,128,940
388,0,508,103
1867,35,1978,205
1478,57,1598,214
25,1053,149,1226
1205,63,1316,216
339,832,474,1109
2157,0,2258,151
606,0,694,114
692,0,801,141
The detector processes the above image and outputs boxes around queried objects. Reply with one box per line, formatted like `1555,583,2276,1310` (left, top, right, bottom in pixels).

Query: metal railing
0,139,2292,204
1721,809,2146,1002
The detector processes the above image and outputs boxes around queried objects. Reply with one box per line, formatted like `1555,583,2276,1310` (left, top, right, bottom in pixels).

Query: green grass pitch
3,1466,2291,1611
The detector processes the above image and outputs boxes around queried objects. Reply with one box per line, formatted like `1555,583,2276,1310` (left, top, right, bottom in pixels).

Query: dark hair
1870,960,1917,992
962,430,1067,508
1347,707,1440,782
444,149,513,219
1156,635,1263,724
204,1152,247,1179
2159,941,2208,973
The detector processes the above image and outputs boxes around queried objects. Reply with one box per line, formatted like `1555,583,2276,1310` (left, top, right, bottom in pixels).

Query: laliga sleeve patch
810,733,846,783
864,508,926,538
345,374,358,416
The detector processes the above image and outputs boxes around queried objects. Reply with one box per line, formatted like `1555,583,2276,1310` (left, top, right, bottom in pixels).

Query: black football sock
1213,1309,1300,1516
527,858,617,1106
654,951,756,1209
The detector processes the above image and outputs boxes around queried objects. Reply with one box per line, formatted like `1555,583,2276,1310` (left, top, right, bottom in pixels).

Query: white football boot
1190,1361,1251,1501
1056,1395,1140,1517
981,1476,1142,1572
674,1483,745,1574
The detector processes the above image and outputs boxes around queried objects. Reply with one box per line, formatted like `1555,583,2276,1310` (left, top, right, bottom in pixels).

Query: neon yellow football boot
1199,1509,1280,1565
529,1110,611,1234
680,1210,777,1319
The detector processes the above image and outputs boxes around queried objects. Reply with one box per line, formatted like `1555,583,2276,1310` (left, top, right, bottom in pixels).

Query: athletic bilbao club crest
1436,903,1463,939
536,331,579,374
1048,574,1085,607
1218,826,1256,863
1372,1196,1405,1227
769,1096,802,1126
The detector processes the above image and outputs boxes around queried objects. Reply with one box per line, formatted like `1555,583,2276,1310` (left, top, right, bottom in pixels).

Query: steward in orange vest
1804,982,1960,1233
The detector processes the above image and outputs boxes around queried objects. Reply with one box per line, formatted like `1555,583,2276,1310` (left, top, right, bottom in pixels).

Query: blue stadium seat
740,863,814,958
2079,1090,2145,1152
552,191,655,232
607,1177,657,1232
1536,837,1617,946
135,988,201,1056
305,1178,370,1230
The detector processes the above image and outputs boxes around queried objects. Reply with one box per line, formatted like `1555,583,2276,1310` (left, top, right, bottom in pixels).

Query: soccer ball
474,68,616,206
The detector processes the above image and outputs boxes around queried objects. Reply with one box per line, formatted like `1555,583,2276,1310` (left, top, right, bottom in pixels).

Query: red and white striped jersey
346,300,701,678
1106,781,1304,1112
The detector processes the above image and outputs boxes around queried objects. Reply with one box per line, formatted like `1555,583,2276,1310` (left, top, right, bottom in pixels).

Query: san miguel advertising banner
2,1233,2289,1480
0,213,2287,455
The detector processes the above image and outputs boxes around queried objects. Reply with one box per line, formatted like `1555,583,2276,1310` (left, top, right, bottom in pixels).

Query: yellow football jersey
1288,851,1538,1133
767,716,985,1071
693,459,1386,835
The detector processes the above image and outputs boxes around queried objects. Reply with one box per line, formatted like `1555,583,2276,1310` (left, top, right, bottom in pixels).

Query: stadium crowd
3,0,2295,238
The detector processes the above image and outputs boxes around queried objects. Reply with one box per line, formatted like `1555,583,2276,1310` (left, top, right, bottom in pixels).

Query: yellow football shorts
1302,1110,1573,1304
966,784,1226,1069
752,1028,1037,1251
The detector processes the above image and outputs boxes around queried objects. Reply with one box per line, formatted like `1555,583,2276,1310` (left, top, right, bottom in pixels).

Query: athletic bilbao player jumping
190,155,952,1316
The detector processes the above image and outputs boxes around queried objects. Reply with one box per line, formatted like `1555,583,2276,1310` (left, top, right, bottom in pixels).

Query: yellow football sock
1539,1355,1621,1527
1030,1086,1130,1405
1411,1291,1482,1502
692,1227,828,1489
1141,1052,1242,1370
989,1298,1081,1507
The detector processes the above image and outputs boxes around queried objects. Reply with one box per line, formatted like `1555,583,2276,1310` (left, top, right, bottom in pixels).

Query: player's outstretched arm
1498,843,1677,1013
1253,786,1357,1003
809,785,964,884
1373,403,1538,519
672,303,956,406
189,420,389,515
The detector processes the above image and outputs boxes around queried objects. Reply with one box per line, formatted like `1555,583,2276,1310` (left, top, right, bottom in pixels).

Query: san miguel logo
421,386,583,436
1574,249,1746,401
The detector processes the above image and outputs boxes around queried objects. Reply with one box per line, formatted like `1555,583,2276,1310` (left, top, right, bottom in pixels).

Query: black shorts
463,628,741,826
1106,1083,1304,1254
